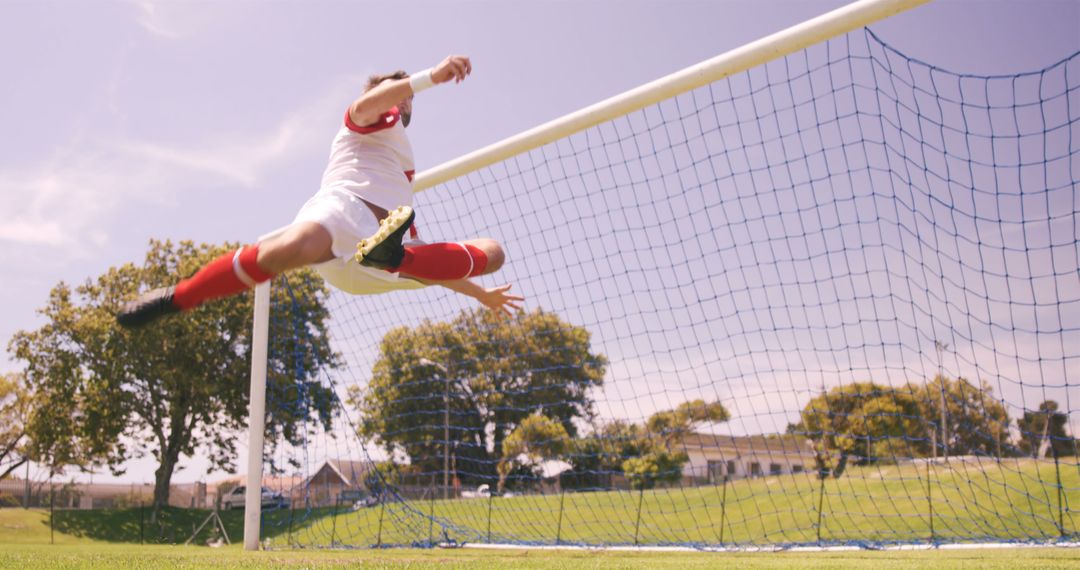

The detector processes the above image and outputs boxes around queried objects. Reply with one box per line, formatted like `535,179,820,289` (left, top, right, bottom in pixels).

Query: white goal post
242,0,931,551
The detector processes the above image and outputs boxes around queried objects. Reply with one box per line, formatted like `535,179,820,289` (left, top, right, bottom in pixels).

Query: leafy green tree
622,449,688,490
913,375,1010,458
496,413,569,493
562,420,648,489
8,239,337,520
797,382,928,477
646,400,730,447
562,400,729,490
9,287,101,479
0,373,31,479
364,461,420,497
619,400,729,489
1017,400,1076,458
354,308,606,485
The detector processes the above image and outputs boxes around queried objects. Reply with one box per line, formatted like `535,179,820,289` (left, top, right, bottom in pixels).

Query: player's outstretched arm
431,280,523,318
349,55,472,127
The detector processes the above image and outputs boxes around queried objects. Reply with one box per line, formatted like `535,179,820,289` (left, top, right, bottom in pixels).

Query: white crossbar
412,0,929,192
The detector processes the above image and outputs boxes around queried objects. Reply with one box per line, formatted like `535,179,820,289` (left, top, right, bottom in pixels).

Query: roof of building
305,459,371,487
208,459,372,491
679,433,815,457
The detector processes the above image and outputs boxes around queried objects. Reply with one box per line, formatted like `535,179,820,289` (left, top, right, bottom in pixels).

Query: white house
679,433,815,482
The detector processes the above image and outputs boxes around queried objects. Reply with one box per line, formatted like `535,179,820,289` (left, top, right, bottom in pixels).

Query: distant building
0,478,206,509
304,459,371,507
679,433,815,482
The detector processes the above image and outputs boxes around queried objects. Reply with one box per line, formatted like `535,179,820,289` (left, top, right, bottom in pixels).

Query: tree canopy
0,373,31,480
795,375,1013,477
1017,400,1076,458
797,381,927,476
354,308,607,486
8,239,337,518
564,399,730,490
913,375,1010,458
497,412,570,493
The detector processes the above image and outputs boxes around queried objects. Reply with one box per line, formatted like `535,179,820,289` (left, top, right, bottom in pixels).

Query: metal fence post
633,487,645,546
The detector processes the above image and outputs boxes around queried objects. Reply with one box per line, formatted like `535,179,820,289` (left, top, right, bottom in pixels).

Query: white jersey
292,105,425,296
318,106,415,211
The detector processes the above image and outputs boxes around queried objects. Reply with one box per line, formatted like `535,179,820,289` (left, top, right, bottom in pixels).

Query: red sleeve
344,106,400,134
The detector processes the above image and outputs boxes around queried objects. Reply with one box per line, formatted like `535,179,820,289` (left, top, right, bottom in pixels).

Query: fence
0,479,208,510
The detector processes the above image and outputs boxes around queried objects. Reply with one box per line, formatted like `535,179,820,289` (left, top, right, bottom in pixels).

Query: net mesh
259,28,1080,548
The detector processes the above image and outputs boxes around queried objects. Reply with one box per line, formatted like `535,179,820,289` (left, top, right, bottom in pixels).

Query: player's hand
477,284,523,318
432,55,472,85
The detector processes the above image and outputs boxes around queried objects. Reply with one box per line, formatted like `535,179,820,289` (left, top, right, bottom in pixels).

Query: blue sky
2,0,1078,485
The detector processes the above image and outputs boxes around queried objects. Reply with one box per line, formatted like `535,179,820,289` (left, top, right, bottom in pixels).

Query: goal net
249,1,1079,549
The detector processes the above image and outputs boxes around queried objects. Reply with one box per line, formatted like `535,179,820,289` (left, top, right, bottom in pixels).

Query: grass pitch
0,543,1077,569
5,460,1075,548
270,458,1080,548
1,507,1078,568
2,459,1078,567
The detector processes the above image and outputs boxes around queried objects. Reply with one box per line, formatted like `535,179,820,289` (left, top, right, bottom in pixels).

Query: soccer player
118,55,522,327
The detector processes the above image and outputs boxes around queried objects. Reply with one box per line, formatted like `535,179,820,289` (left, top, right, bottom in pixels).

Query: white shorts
292,188,426,296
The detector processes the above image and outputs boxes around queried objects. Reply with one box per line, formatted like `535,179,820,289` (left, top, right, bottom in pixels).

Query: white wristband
409,68,435,93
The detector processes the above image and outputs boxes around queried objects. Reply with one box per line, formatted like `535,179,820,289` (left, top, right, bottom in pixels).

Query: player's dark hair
366,70,409,92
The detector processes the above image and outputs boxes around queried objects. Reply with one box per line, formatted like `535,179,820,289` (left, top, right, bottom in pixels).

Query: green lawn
271,458,1080,548
0,543,1078,569
2,502,1079,569
3,459,1076,550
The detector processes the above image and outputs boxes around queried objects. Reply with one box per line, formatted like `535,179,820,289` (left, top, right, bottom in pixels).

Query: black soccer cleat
354,206,415,270
116,286,180,328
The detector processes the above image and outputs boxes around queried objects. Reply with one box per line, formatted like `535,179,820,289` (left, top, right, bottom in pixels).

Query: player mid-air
118,55,523,327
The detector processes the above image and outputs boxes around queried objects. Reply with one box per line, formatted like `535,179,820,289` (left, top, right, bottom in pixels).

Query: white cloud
126,0,187,40
113,109,311,189
0,220,67,248
0,78,359,255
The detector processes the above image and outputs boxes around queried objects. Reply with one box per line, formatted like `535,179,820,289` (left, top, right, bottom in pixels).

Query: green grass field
2,507,1078,568
2,459,1078,568
1,543,1079,569
265,458,1080,548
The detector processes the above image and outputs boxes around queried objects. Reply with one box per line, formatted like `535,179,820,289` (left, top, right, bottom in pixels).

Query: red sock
395,243,488,280
173,245,275,310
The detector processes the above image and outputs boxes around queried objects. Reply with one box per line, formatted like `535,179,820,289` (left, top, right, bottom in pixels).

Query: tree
912,375,1010,458
1017,400,1076,458
797,382,928,477
354,308,607,485
363,461,420,497
8,287,101,480
9,239,338,520
646,400,730,447
0,373,31,480
622,449,688,490
562,400,730,491
620,400,729,489
562,420,649,490
497,413,569,493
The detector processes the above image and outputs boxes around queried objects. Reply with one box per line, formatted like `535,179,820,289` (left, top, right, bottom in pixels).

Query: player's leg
350,201,504,280
464,238,505,275
116,222,333,327
393,237,505,281
256,222,336,274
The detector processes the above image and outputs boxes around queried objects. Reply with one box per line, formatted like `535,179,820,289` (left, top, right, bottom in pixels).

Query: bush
622,450,688,490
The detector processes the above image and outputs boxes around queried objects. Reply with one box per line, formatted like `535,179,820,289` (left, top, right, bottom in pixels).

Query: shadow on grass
47,505,342,545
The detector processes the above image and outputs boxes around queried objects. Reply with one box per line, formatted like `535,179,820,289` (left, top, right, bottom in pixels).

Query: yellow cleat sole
354,205,414,264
